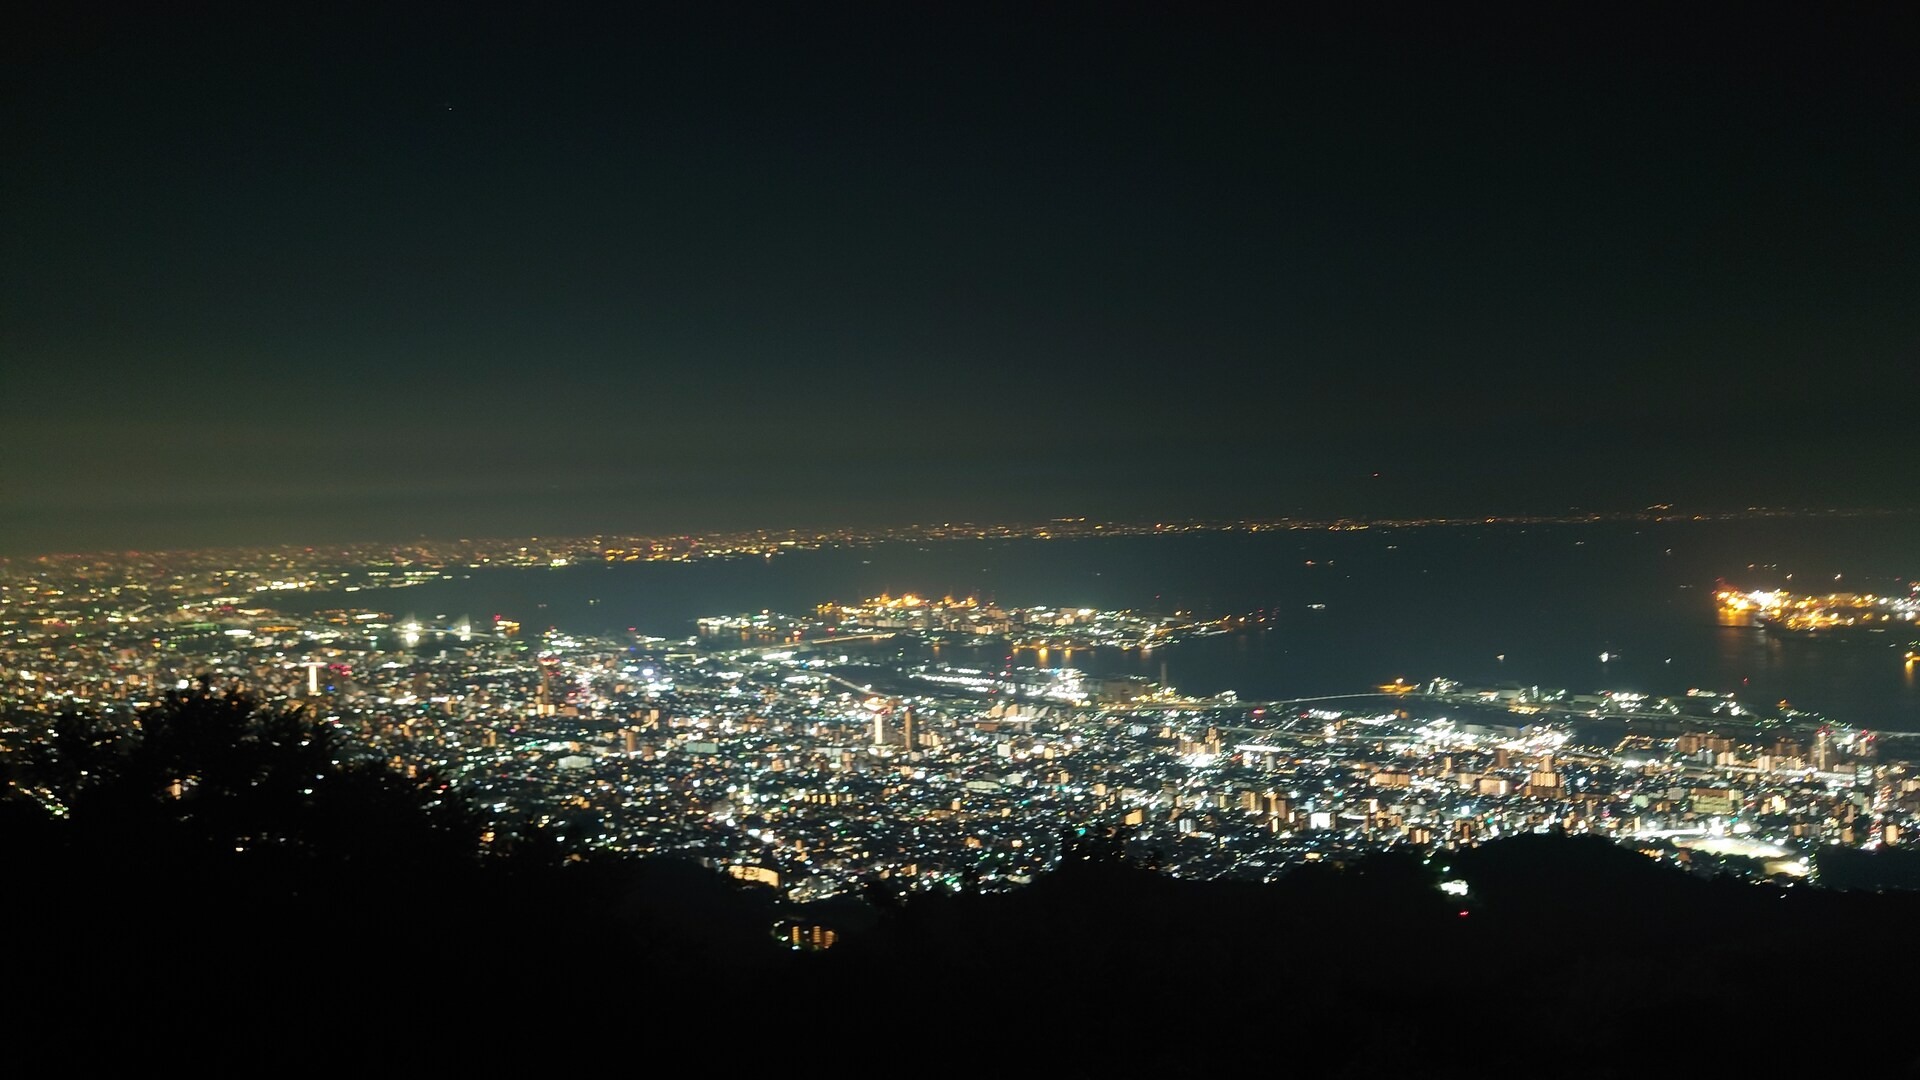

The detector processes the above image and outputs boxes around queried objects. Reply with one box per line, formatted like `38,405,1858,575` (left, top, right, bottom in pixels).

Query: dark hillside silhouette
6,691,1920,1075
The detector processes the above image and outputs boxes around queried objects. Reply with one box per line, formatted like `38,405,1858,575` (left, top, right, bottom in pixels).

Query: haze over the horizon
6,4,1916,554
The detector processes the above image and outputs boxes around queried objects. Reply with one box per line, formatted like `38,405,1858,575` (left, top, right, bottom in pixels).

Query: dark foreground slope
804,836,1920,1077
6,693,1919,1074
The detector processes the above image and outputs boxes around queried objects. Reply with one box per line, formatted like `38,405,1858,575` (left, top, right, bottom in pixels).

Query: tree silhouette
6,685,480,876
0,685,494,987
1,682,806,1017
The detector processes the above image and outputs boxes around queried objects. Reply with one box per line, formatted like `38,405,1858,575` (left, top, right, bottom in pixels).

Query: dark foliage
3,689,484,987
796,833,1920,1077
1814,843,1920,892
7,693,1920,1074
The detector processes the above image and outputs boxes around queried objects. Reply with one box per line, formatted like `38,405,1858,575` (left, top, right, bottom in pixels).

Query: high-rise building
301,660,326,697
534,664,557,718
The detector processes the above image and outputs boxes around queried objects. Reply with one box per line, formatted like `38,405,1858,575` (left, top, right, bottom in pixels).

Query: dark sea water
281,516,1920,729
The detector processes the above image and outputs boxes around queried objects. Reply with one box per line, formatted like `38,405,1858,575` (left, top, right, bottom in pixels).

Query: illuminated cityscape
8,518,1917,910
10,4,1920,1069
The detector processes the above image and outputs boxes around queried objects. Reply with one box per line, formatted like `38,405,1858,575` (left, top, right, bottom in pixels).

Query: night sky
5,4,1916,553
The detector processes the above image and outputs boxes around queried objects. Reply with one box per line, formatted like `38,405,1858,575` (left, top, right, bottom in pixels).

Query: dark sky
5,3,1916,553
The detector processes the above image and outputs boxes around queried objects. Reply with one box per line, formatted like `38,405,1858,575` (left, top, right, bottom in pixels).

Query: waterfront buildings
6,530,1915,903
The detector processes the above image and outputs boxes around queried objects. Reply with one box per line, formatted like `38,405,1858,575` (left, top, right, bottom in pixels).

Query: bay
278,516,1920,729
